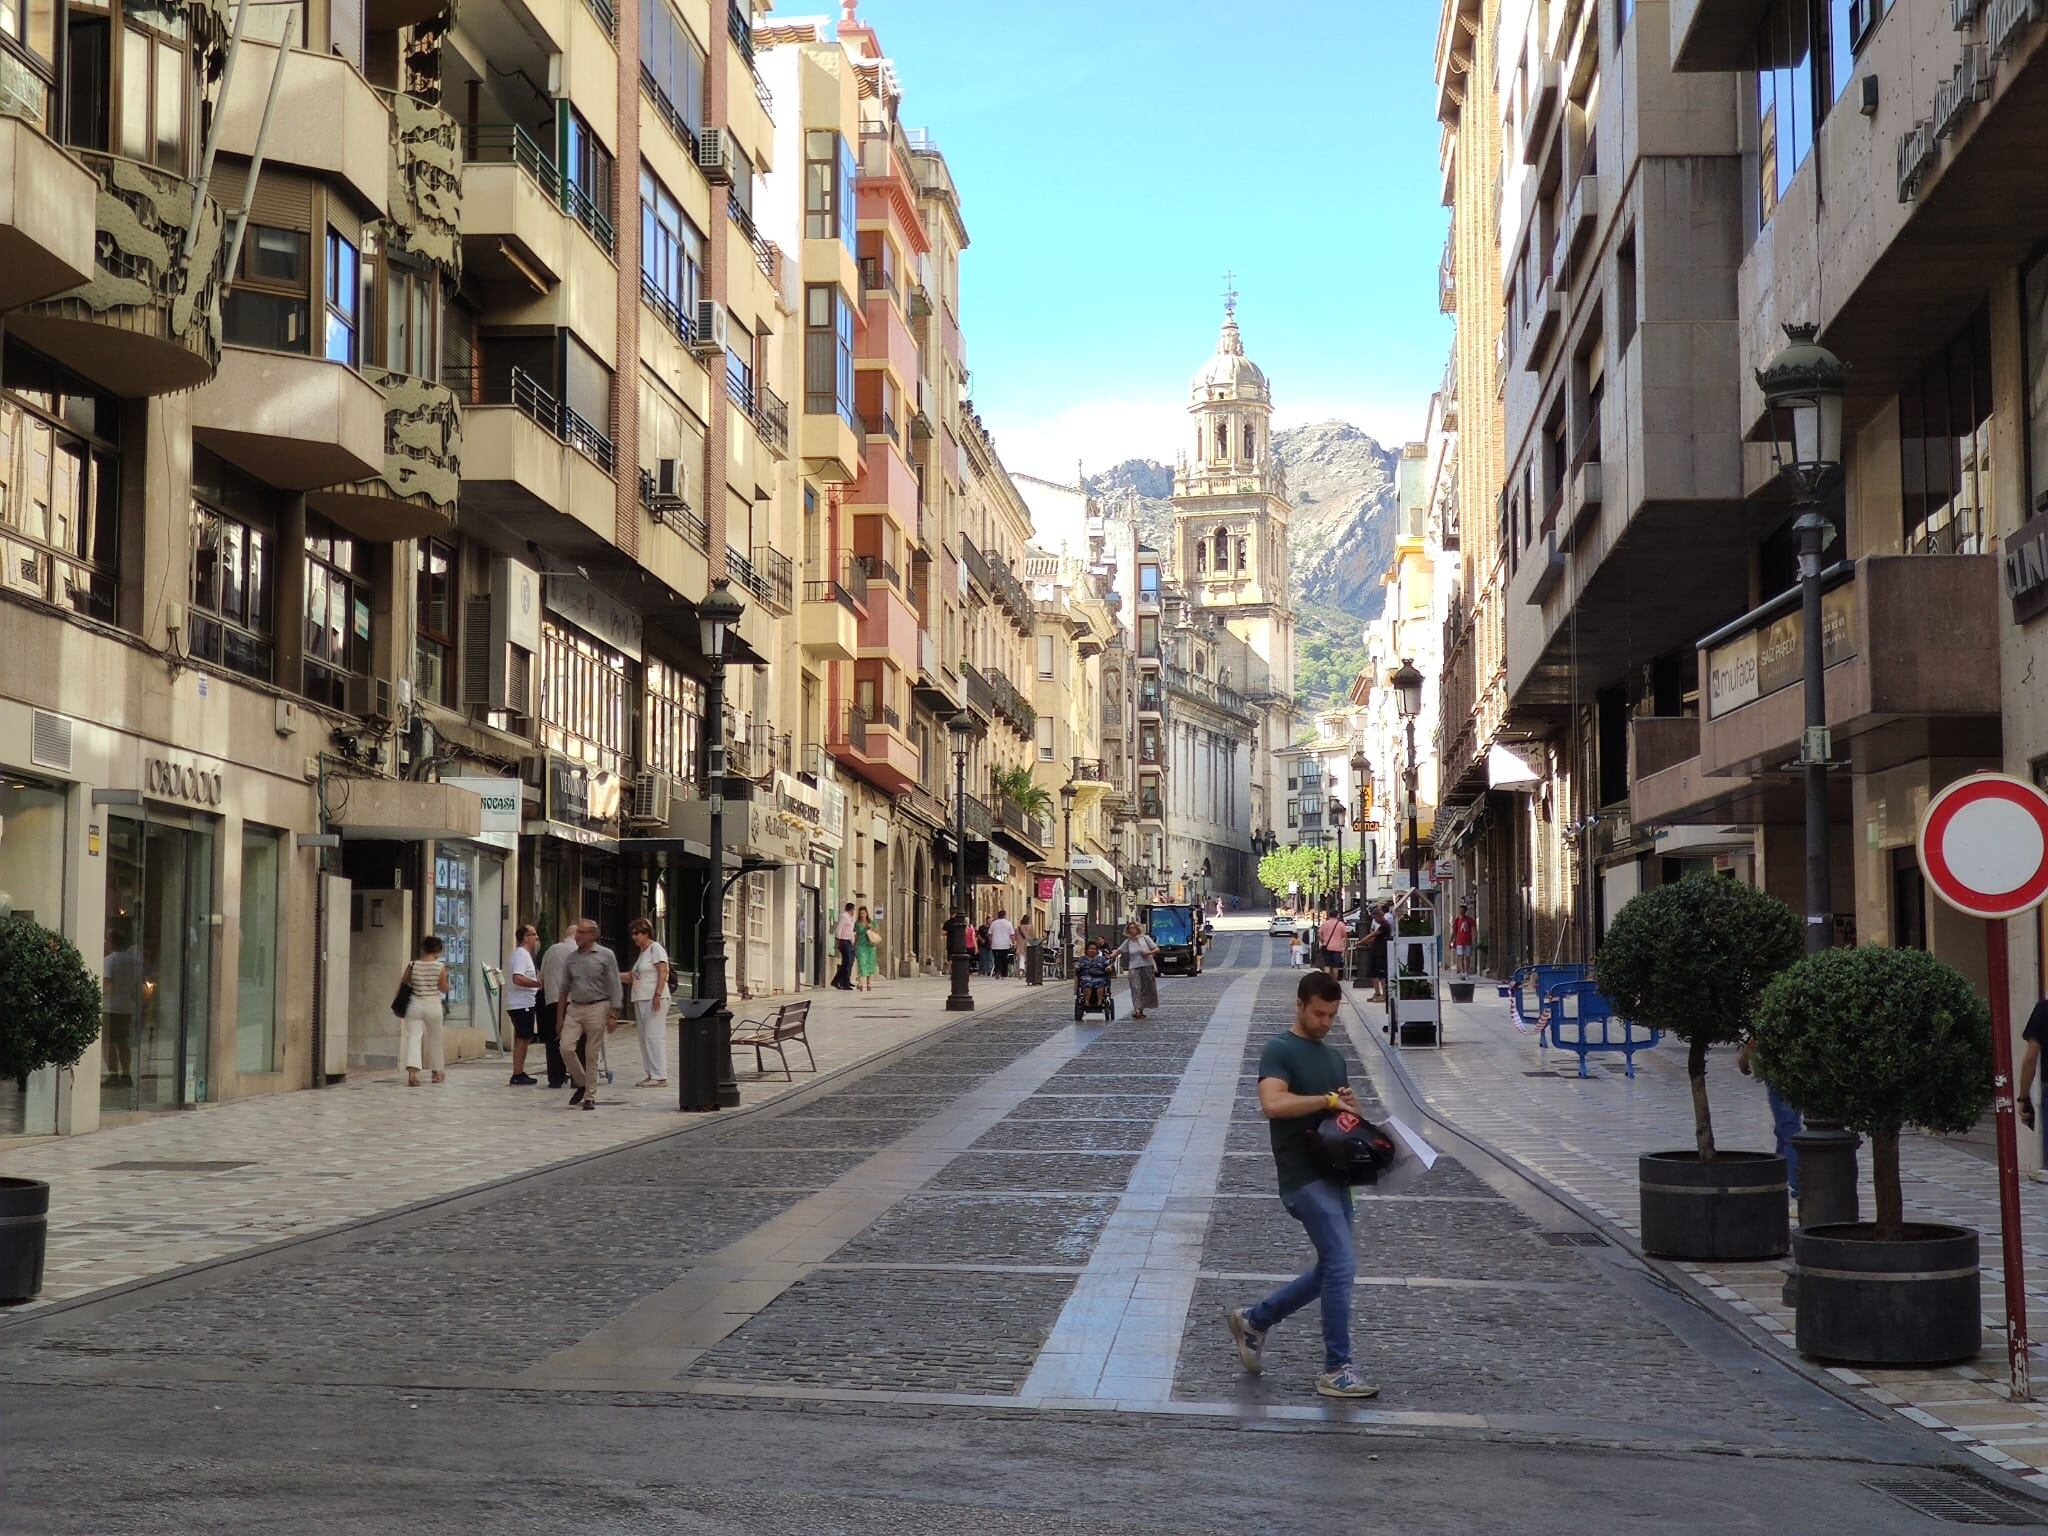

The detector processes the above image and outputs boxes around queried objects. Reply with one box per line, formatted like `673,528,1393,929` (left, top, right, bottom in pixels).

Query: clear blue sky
861,0,1452,479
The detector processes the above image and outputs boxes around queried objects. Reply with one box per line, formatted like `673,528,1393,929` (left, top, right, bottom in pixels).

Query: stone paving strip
0,973,1039,1317
1358,984,2048,1484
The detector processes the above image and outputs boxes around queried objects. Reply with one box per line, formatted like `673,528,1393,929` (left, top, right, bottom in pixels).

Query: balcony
961,791,995,840
829,703,920,795
461,124,567,289
753,384,790,458
1523,284,1563,371
858,582,921,676
1137,681,1163,718
963,663,997,723
305,368,461,540
914,628,961,710
217,41,392,217
729,545,793,614
192,344,388,490
988,671,1036,737
0,118,99,312
1629,716,1758,830
13,150,224,396
1670,0,1777,73
801,397,862,484
455,366,617,549
850,426,920,533
959,533,994,593
1137,792,1164,824
1438,238,1456,313
1554,173,1601,283
1520,58,1561,166
993,794,1050,859
728,198,776,279
1696,556,2003,783
638,466,709,548
799,573,860,659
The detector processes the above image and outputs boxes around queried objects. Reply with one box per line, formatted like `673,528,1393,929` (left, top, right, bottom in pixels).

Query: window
323,228,359,365
1900,307,1993,556
1,0,57,125
1616,230,1638,349
189,450,274,681
119,15,186,172
1828,0,1887,102
1213,526,1228,567
0,345,120,623
731,142,755,217
638,167,701,326
805,130,855,250
382,260,438,377
1138,563,1159,604
414,538,455,705
223,225,310,352
1036,717,1055,762
1213,421,1228,461
644,656,702,786
2024,251,2048,516
805,285,856,423
726,312,754,406
802,483,821,578
1244,425,1256,461
1235,538,1247,572
302,512,372,708
1617,0,1632,29
561,332,613,455
640,0,705,142
564,108,614,243
235,826,281,1073
1036,633,1055,678
540,616,635,775
1300,794,1322,819
1138,615,1158,656
1755,0,1822,227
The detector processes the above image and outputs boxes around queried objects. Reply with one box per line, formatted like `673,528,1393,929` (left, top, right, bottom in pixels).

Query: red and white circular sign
1917,774,2048,919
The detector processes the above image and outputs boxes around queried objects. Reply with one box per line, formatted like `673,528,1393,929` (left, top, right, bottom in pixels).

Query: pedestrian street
0,922,2013,1534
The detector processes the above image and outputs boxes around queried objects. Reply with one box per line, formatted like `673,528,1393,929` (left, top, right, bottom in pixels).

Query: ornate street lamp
1060,780,1078,965
1391,659,1424,910
695,577,746,1110
1757,321,1856,1228
1349,745,1370,987
946,710,976,1012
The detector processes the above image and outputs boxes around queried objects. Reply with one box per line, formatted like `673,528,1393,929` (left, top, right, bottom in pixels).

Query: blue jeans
1767,1083,1803,1197
1247,1177,1356,1371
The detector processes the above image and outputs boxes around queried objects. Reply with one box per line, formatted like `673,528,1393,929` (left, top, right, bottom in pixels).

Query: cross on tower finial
1222,270,1238,318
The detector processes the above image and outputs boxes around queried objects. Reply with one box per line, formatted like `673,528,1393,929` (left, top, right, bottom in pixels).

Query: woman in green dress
854,905,880,991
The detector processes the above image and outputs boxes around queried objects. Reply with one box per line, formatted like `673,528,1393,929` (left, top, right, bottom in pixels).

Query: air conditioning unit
628,771,675,827
697,129,735,185
346,674,395,724
519,754,548,790
691,299,729,358
462,557,541,728
648,457,690,526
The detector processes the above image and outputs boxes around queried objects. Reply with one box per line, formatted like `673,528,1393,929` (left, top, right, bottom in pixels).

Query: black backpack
1307,1110,1399,1185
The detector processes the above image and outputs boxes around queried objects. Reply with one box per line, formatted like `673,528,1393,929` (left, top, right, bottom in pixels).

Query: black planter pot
1639,1151,1789,1261
1792,1222,1981,1366
0,1176,50,1303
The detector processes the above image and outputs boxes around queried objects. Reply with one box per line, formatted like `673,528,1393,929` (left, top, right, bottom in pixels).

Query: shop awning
333,780,482,842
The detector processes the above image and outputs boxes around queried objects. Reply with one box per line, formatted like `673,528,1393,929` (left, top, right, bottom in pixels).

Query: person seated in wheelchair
1073,941,1114,1010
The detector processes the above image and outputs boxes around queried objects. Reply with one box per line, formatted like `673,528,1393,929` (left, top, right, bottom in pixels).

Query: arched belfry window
1235,538,1247,572
1212,527,1229,567
1195,539,1207,573
1214,421,1229,460
1244,425,1257,460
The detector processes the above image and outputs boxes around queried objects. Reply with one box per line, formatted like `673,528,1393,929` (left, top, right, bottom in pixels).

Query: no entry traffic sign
1916,772,2048,1403
1917,774,2048,919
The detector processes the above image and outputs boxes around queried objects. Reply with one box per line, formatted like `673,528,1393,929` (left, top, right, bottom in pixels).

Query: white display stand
1390,889,1442,1049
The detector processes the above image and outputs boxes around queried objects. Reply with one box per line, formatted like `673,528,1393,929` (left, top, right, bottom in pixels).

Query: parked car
1269,913,1297,937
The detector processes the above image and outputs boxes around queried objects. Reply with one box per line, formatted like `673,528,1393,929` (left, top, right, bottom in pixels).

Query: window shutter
461,596,495,711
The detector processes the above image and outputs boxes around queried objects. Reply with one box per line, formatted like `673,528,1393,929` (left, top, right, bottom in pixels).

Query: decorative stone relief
370,368,462,513
60,151,224,372
382,93,463,282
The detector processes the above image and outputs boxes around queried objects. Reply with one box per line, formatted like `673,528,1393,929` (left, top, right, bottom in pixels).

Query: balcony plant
990,765,1052,823
0,913,103,1302
1751,946,1992,1364
1594,875,1803,1261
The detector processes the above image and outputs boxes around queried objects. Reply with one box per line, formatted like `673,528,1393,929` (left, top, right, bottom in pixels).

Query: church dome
1190,312,1269,403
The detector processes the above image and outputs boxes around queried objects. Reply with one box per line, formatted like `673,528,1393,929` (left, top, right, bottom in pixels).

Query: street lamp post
1060,780,1077,965
946,711,976,1013
1758,321,1858,1228
1392,660,1425,906
694,578,746,1111
1350,746,1370,987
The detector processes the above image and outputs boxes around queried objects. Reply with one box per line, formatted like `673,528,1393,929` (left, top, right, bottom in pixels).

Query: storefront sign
444,776,522,852
545,574,643,661
2006,507,2048,623
144,756,225,806
1036,876,1057,900
1069,852,1105,872
1705,583,1858,717
1901,5,2028,203
1990,0,2041,57
544,756,620,834
1486,742,1543,790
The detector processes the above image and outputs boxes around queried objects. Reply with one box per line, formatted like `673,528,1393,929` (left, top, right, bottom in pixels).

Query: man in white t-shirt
832,904,858,991
988,910,1016,979
507,924,542,1085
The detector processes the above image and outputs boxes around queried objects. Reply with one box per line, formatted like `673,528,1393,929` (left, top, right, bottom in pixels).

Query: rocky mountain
1081,421,1401,712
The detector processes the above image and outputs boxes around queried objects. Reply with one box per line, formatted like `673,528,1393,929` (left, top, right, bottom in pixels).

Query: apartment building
1025,547,1123,937
0,0,1046,1136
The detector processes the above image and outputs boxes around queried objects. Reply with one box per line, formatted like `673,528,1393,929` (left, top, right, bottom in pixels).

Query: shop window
413,537,455,705
235,826,280,1073
302,512,372,708
189,451,275,682
1900,306,1992,555
0,347,121,624
223,225,311,353
540,616,634,776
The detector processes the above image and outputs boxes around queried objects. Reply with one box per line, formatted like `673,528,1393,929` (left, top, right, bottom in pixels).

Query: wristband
1325,1092,1340,1111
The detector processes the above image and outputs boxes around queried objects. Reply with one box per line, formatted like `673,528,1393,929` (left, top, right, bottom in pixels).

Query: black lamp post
1350,746,1370,985
1392,659,1424,907
697,577,746,1110
1757,321,1857,1228
945,710,976,1013
1060,780,1077,963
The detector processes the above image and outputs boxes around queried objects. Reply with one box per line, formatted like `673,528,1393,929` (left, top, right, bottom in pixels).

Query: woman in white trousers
400,936,452,1087
628,918,670,1086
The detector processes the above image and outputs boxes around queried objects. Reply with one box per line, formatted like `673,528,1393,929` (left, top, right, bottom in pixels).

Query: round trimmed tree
0,915,103,1085
1594,875,1802,1159
1752,946,1991,1240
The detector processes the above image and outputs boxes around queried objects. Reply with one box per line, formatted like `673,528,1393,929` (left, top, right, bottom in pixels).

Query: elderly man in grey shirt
558,919,622,1110
537,923,580,1089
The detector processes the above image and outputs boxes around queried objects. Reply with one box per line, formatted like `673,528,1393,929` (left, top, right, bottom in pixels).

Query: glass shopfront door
103,809,215,1114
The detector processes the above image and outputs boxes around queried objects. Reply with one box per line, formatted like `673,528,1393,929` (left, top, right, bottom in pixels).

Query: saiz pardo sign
145,757,224,806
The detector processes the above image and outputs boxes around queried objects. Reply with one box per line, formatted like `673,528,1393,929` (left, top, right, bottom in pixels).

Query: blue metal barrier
1541,979,1663,1078
1502,963,1591,1032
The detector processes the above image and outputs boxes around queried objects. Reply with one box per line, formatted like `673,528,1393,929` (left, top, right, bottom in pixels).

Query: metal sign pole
1986,920,2031,1402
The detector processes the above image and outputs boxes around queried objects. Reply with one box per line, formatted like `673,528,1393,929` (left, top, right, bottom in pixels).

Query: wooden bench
729,999,815,1081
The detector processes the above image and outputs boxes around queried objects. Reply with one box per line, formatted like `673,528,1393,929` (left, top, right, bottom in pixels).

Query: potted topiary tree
1751,946,1991,1365
1595,875,1804,1261
0,913,103,1303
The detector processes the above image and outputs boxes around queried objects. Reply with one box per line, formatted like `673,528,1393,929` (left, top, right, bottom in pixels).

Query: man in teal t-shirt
1224,970,1377,1399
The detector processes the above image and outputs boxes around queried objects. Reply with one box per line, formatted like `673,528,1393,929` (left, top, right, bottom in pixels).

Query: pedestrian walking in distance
537,922,580,1088
398,936,451,1089
506,924,542,1085
1316,908,1348,980
558,920,622,1110
832,903,858,990
1450,905,1476,976
1226,971,1378,1399
627,918,670,1088
989,909,1016,978
854,905,881,992
1119,920,1160,1019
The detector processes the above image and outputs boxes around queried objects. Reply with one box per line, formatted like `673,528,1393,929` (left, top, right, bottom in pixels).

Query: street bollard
676,998,723,1113
1793,1122,1861,1229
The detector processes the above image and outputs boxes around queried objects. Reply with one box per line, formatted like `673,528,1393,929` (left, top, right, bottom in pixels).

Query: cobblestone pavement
1,921,2036,1533
1375,984,2048,1487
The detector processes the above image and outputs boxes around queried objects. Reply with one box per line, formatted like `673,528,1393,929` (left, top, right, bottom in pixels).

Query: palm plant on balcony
990,765,1053,823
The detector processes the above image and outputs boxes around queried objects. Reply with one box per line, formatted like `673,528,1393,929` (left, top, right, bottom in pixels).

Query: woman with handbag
394,936,451,1088
1118,921,1161,1019
854,906,881,992
627,918,670,1087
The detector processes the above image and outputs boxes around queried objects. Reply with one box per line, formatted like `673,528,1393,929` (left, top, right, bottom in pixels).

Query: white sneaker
635,1076,657,1087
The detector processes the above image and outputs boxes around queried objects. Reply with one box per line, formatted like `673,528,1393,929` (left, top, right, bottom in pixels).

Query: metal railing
862,409,899,444
727,197,775,277
963,663,996,718
873,702,902,731
583,0,616,36
728,2,772,116
860,554,902,594
752,546,794,614
726,545,769,605
1071,757,1109,782
638,467,708,549
959,533,992,592
640,270,695,346
560,403,615,473
639,64,700,160
460,123,559,200
563,178,616,256
837,704,869,752
961,791,993,839
753,383,789,456
840,551,870,607
726,367,755,415
489,366,617,475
